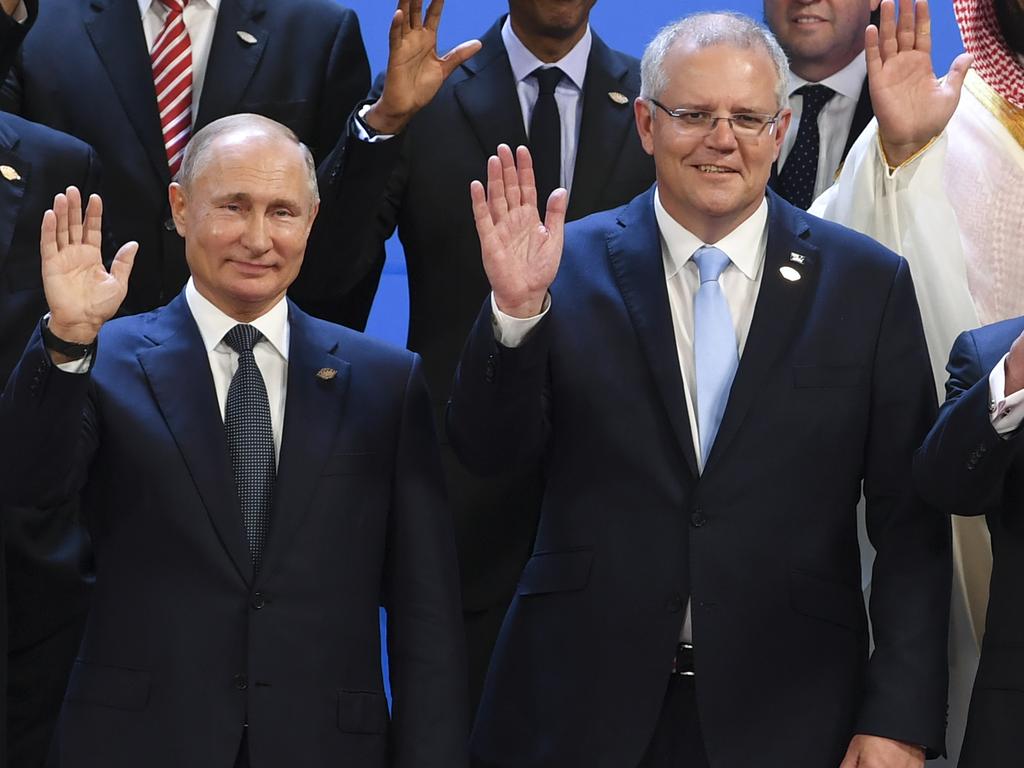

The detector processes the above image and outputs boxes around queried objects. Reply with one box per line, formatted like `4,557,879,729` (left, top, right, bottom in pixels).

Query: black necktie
529,66,565,217
775,84,836,210
223,324,275,573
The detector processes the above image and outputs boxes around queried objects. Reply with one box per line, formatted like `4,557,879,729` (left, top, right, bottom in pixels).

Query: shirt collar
787,52,867,101
501,15,591,91
654,190,768,281
139,0,220,18
185,277,290,360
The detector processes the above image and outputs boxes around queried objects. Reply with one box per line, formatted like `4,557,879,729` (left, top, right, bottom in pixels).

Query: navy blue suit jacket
0,295,467,768
1,0,373,319
448,189,951,767
915,316,1024,768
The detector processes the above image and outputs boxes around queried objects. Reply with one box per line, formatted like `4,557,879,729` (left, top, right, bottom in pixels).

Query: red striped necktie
150,0,192,177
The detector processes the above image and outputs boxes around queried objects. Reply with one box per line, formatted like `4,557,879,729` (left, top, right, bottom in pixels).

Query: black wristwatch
41,318,96,360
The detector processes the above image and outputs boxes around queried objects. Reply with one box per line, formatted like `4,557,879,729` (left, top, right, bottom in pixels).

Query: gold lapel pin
1,165,22,182
316,367,337,381
236,30,258,45
608,91,629,105
779,265,802,282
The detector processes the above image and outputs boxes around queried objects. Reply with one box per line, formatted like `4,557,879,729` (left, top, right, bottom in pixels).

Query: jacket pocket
337,689,389,734
321,452,383,476
65,660,151,711
789,569,865,632
517,548,593,596
792,365,866,388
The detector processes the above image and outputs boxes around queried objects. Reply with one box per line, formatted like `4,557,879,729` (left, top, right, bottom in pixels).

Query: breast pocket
65,660,151,711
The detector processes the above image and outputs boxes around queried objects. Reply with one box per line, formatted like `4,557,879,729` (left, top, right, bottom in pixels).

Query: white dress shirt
988,353,1024,435
185,278,289,462
502,17,592,196
779,54,868,199
493,191,769,643
138,0,221,120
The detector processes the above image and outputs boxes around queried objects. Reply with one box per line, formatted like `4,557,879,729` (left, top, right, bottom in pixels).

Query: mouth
792,14,828,24
229,260,275,275
695,164,736,174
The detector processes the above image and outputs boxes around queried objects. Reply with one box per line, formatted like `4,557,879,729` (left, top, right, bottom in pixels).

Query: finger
40,208,58,265
424,0,443,32
110,241,138,287
878,0,897,62
486,153,508,223
53,193,69,250
499,143,521,209
896,0,915,52
388,9,403,50
865,25,882,80
516,145,538,211
84,194,104,249
438,39,482,80
914,0,932,53
66,186,83,245
542,187,569,238
409,0,422,29
470,179,496,240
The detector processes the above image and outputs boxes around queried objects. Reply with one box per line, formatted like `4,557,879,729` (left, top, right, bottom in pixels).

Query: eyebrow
212,192,303,209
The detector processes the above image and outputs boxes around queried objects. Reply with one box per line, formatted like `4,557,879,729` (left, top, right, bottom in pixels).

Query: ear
772,108,793,160
168,182,188,237
633,97,656,157
305,200,320,238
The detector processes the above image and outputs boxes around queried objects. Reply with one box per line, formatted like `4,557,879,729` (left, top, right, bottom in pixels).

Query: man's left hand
1,0,21,17
363,0,481,135
867,0,973,167
838,734,925,768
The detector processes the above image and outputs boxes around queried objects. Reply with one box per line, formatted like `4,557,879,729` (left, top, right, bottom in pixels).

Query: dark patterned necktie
775,84,836,209
529,66,565,218
223,324,275,573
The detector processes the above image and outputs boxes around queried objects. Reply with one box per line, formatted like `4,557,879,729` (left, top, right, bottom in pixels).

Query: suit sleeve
914,330,1022,515
855,257,952,757
445,298,553,476
381,353,469,768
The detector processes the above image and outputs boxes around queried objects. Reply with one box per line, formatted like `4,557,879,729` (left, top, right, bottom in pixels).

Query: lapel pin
1,165,22,182
316,367,337,381
779,265,801,282
236,30,258,45
789,252,806,265
608,91,629,105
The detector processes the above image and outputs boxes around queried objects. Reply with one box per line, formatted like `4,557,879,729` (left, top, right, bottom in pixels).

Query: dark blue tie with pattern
776,84,836,210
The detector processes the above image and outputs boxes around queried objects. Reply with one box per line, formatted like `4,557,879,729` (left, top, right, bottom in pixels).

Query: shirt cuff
353,104,397,144
490,293,550,348
989,352,1024,435
11,0,27,22
876,132,941,177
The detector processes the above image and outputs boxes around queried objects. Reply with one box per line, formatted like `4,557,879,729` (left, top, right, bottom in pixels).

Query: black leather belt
671,642,695,676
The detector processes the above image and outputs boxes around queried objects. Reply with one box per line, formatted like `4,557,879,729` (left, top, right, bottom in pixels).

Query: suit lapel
194,0,268,130
607,189,699,477
0,120,27,271
257,304,350,584
566,34,637,221
83,0,169,185
705,192,819,471
453,19,528,160
137,294,254,585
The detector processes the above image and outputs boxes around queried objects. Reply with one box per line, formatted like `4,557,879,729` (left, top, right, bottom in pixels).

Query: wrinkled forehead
661,40,781,110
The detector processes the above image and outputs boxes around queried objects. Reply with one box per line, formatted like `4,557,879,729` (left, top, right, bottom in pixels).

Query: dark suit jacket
0,0,372,319
915,316,1024,768
1,7,98,766
447,188,951,768
0,295,467,768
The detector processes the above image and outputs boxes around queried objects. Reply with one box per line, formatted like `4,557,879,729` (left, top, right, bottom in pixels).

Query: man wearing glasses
447,11,950,768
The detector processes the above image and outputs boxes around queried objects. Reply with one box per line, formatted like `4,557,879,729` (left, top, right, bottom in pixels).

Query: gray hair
175,113,320,207
640,12,790,111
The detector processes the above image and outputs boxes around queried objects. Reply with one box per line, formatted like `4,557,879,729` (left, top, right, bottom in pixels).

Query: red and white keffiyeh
955,0,1024,110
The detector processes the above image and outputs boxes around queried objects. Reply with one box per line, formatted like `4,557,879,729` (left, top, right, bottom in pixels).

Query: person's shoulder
292,306,417,371
264,0,360,27
0,113,92,160
967,316,1024,358
590,29,642,73
796,202,902,273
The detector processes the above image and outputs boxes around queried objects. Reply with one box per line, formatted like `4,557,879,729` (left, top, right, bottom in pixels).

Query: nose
704,117,739,151
240,213,272,255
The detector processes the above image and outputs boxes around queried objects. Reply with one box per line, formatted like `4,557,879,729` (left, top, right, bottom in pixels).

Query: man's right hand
41,187,137,345
1,0,20,18
470,144,567,319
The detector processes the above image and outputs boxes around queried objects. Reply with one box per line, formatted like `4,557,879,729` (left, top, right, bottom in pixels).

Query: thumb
943,52,974,96
110,241,138,286
439,39,482,80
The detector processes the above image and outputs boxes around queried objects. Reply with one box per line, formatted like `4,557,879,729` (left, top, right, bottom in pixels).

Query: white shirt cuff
989,352,1024,435
354,103,396,143
490,293,550,348
12,0,28,22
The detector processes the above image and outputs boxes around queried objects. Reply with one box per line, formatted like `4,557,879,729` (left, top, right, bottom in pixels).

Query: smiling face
507,0,597,40
169,129,319,322
634,41,790,244
764,0,877,81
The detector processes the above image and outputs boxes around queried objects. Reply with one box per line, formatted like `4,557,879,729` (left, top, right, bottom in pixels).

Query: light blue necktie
692,245,739,467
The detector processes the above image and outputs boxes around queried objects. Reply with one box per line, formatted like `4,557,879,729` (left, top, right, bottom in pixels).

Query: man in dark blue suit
448,11,950,768
1,2,98,764
915,317,1024,768
0,113,466,768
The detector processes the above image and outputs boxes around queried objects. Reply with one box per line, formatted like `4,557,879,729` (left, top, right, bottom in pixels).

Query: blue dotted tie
223,324,275,573
692,246,739,467
776,84,835,209
529,66,565,217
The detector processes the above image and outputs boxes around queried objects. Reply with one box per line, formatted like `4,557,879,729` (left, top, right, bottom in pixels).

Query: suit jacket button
690,510,706,528
233,674,248,690
484,354,496,383
251,592,265,610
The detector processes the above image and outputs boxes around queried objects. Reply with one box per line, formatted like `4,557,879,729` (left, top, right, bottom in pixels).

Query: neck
510,18,588,63
789,49,861,85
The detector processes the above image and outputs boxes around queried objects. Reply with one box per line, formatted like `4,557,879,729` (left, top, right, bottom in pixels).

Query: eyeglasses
648,99,782,139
